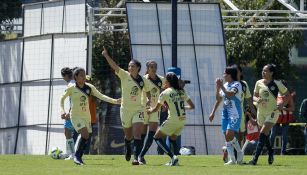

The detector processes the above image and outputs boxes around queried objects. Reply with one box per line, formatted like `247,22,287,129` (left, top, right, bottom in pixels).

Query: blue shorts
221,111,241,133
64,119,74,131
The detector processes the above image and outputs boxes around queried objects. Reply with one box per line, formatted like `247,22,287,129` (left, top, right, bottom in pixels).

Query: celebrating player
249,64,288,165
147,72,194,166
138,60,165,164
60,67,120,165
102,47,151,165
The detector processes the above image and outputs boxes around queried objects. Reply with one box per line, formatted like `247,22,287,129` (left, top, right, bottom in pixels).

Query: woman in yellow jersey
249,64,288,165
147,72,194,166
102,47,151,165
138,60,165,164
60,67,120,165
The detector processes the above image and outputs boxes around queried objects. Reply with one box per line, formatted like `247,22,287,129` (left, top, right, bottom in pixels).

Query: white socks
226,141,236,162
231,137,243,153
66,138,75,156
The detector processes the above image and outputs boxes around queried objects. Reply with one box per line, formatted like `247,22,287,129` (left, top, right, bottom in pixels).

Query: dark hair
265,64,276,78
145,60,157,74
130,59,141,73
166,72,182,91
231,64,243,80
225,66,238,81
73,67,85,80
61,67,72,78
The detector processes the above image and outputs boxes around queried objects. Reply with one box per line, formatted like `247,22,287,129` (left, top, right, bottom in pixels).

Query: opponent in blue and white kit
209,66,243,165
61,67,77,160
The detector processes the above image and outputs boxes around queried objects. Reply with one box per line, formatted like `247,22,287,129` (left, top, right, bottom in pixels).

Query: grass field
1,155,307,175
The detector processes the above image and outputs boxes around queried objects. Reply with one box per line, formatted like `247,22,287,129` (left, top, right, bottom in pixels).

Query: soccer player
147,72,195,166
102,47,151,165
60,67,77,160
60,67,120,165
138,60,165,164
209,66,243,165
249,64,288,165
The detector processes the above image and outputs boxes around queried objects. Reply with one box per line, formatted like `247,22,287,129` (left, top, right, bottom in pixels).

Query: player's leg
138,112,159,164
74,127,89,165
230,117,243,164
224,129,236,165
64,119,75,160
72,118,91,165
281,123,289,155
120,108,133,161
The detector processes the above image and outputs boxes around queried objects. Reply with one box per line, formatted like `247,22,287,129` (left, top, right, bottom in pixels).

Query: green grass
1,155,307,175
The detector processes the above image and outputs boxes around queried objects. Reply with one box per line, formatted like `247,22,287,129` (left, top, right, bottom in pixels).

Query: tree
223,0,304,80
0,0,22,40
91,0,130,154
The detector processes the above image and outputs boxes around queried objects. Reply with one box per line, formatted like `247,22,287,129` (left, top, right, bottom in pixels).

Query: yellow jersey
254,79,288,115
60,83,117,119
158,87,190,121
143,74,165,108
116,68,150,110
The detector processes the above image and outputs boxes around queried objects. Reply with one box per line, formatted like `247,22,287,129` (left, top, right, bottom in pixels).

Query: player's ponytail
166,72,182,91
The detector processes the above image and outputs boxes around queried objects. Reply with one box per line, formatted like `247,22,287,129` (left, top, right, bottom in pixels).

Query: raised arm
209,81,223,122
101,47,120,74
91,85,120,105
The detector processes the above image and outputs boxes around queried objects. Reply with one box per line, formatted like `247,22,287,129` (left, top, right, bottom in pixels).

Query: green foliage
0,0,21,23
224,0,304,80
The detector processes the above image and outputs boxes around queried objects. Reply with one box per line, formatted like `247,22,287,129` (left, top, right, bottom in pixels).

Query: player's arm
60,87,71,119
91,85,120,104
101,46,120,74
185,99,194,110
148,91,165,114
209,83,222,122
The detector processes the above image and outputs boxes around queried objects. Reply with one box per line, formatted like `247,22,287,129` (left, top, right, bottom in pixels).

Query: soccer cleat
125,144,131,161
132,159,139,165
138,156,146,165
65,154,74,160
224,160,236,165
74,156,84,166
248,157,257,165
236,151,243,164
268,152,274,165
171,155,179,166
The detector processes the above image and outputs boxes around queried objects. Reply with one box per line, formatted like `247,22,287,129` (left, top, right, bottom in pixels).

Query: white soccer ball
49,147,63,159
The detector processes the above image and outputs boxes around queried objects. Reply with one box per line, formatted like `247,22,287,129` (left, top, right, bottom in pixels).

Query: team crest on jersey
263,91,270,97
80,96,86,102
151,87,158,94
140,81,144,87
130,86,139,96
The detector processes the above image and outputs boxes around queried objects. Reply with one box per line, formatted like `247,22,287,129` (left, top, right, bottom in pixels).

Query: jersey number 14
174,101,185,117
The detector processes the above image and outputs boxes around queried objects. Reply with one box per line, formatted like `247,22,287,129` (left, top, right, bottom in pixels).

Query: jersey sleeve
90,84,118,104
115,68,128,80
186,93,191,102
60,86,72,113
158,91,167,105
244,81,252,99
254,80,260,94
230,82,240,94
